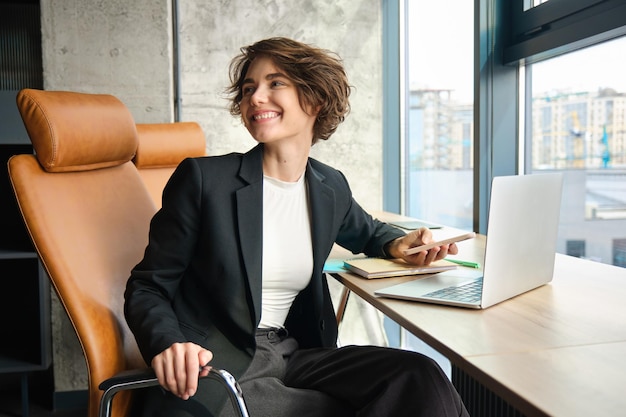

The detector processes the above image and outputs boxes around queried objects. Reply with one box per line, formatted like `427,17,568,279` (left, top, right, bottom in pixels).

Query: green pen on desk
447,259,481,268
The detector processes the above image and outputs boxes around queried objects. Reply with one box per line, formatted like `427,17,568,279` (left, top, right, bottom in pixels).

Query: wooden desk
329,214,626,417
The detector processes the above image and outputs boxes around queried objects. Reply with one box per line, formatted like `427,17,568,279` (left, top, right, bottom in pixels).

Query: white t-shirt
259,174,313,329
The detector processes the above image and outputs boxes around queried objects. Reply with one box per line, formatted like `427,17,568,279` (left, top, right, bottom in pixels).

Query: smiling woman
124,37,469,417
226,37,351,144
235,55,319,168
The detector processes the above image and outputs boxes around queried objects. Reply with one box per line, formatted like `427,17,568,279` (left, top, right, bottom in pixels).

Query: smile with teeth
252,111,280,121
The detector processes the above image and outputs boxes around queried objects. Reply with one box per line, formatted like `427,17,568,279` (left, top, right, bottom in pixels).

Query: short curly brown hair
226,37,351,145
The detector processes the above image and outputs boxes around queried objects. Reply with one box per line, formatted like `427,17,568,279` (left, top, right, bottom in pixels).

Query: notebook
375,173,564,309
343,258,457,279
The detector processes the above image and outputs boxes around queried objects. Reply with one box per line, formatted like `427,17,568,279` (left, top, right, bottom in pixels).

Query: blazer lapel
236,145,264,327
306,162,336,315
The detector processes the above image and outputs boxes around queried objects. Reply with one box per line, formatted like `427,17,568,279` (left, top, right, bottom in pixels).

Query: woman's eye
271,80,285,88
242,86,255,96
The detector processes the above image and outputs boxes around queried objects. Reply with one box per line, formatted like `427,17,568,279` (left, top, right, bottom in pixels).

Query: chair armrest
98,368,249,417
98,367,159,392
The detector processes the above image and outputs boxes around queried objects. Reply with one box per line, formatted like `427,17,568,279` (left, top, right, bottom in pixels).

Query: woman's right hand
151,342,214,400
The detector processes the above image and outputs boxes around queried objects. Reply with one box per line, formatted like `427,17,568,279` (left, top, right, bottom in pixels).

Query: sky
531,36,626,95
407,1,474,103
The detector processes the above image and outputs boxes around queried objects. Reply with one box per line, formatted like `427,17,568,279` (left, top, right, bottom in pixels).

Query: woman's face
239,56,317,147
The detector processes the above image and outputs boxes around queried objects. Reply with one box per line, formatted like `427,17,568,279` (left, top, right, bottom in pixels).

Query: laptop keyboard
423,277,483,303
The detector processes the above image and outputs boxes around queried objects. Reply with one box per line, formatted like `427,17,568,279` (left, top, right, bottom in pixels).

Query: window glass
405,0,474,230
529,36,626,266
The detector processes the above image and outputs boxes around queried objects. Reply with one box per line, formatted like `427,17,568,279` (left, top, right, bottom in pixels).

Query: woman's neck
262,142,310,182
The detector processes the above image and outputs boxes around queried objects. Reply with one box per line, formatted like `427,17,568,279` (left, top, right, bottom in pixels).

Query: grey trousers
219,329,469,417
137,329,469,417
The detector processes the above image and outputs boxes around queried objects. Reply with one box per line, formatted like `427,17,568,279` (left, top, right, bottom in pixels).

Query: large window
515,0,626,267
404,0,474,230
527,35,626,265
394,0,626,267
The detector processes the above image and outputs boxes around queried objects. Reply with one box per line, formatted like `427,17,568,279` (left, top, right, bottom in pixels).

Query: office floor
0,392,85,417
0,405,84,417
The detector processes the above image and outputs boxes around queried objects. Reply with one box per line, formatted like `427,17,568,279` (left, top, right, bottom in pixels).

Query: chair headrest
133,122,206,169
16,89,138,173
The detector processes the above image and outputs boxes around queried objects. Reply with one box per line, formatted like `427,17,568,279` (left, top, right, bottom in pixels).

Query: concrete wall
40,0,384,395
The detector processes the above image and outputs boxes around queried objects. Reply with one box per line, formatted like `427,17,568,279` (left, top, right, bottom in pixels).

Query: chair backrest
8,89,156,417
133,122,206,208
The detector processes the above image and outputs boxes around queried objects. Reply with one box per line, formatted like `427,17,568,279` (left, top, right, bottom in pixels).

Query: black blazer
124,144,405,379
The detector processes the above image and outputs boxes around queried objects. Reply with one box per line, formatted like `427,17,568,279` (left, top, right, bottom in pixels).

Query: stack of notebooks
343,257,457,279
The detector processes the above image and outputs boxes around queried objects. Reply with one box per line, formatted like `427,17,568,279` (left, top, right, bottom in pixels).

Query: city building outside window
528,35,626,266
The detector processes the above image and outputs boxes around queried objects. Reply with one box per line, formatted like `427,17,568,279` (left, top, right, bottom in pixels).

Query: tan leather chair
133,122,206,209
8,89,248,417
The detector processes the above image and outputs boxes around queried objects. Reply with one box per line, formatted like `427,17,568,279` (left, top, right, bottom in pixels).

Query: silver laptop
375,173,564,309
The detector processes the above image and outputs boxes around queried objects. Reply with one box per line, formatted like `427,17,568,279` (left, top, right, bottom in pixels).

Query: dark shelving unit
1,2,48,415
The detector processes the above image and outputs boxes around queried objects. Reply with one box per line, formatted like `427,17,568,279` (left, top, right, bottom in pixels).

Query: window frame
382,0,403,214
505,0,626,65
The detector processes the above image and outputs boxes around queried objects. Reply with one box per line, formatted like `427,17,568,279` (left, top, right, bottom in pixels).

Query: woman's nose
250,87,267,106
